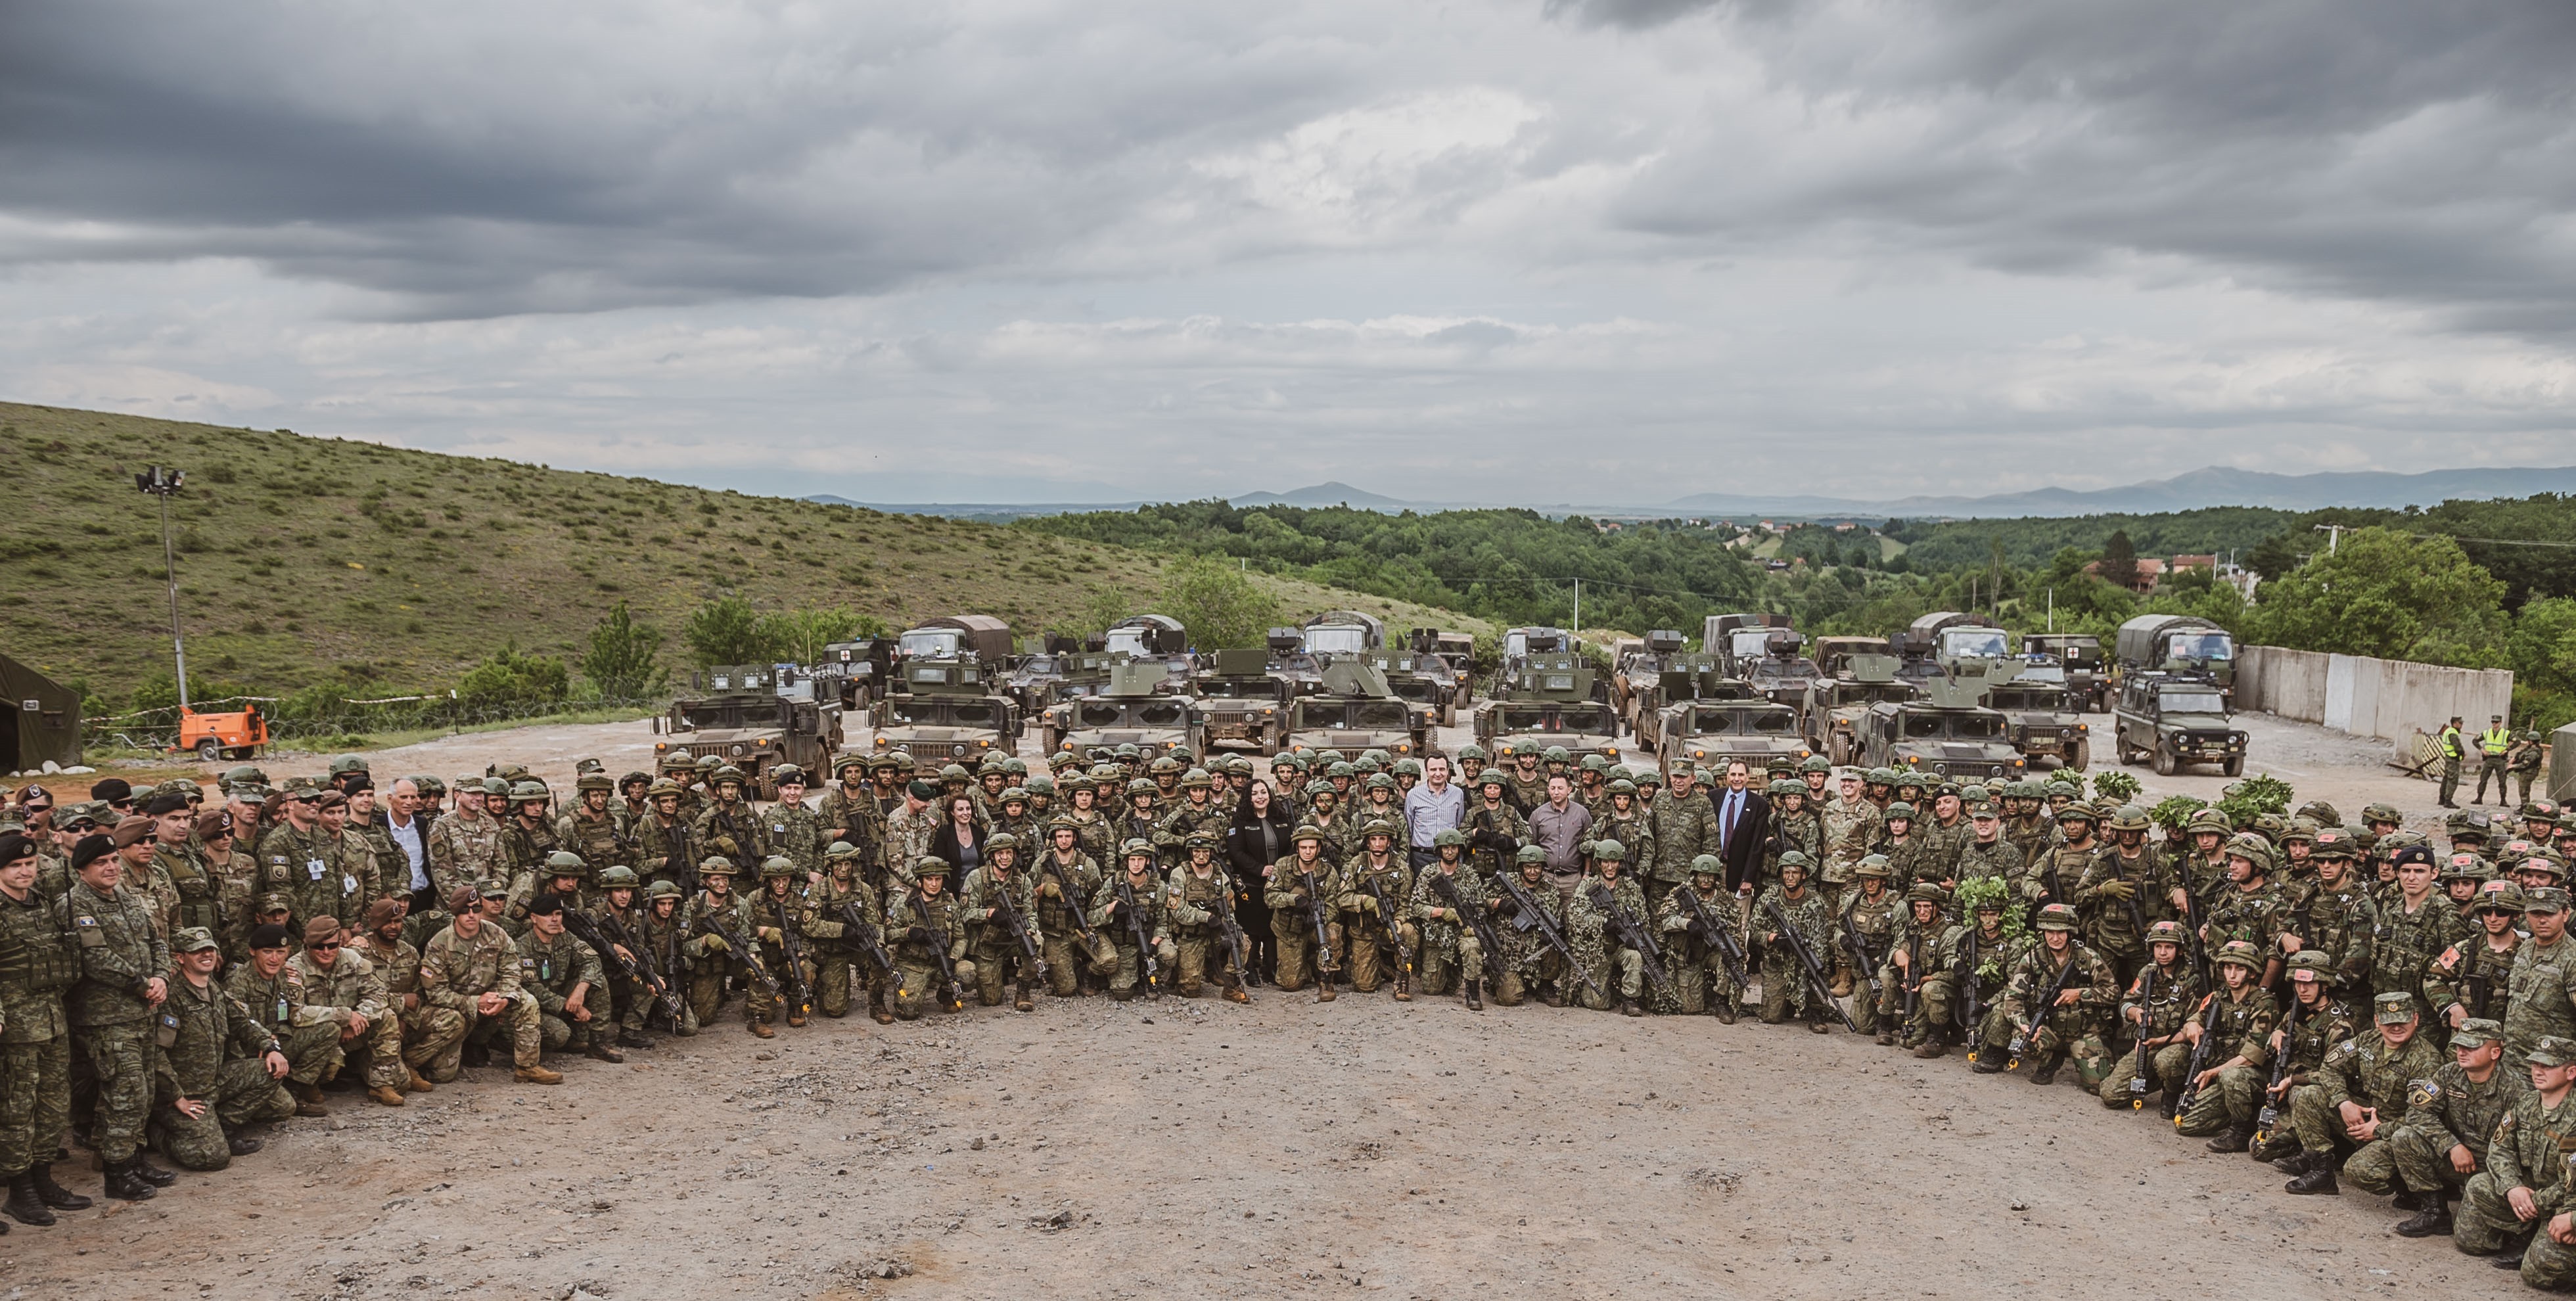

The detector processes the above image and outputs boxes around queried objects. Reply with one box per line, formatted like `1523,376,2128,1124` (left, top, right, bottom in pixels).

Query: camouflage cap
2034,903,2077,932
2450,1018,2504,1049
256,891,294,915
2373,991,2418,1025
2213,940,2263,970
2524,886,2570,913
2530,1036,2576,1068
172,926,221,954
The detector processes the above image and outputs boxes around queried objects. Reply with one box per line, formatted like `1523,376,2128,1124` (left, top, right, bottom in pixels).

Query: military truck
1624,641,1739,752
1412,628,1478,708
2115,614,2237,700
1611,629,1689,731
655,664,846,797
1471,653,1626,765
1266,627,1323,697
1302,610,1386,658
1282,658,1430,760
1366,650,1459,729
1801,654,1918,767
1892,612,2008,688
2024,633,2107,712
1811,635,1893,681
869,656,1024,763
1192,647,1291,754
1653,692,1808,775
1040,660,1202,760
2114,672,2247,777
1855,660,2027,783
1985,666,2090,771
1499,626,1574,681
815,638,894,710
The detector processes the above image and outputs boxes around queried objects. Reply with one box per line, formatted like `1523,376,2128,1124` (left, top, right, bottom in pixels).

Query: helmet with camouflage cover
1905,882,1946,904
759,856,798,880
1884,800,1918,820
2281,817,2318,844
1118,838,1156,861
2441,851,2488,882
597,865,639,888
1326,762,1357,780
2056,802,2096,825
2284,949,2331,977
1292,824,1327,843
1433,829,1466,850
576,772,614,793
1304,779,1337,798
2043,780,2079,801
2105,804,2151,834
1362,748,1391,767
2480,879,2529,913
1394,758,1423,779
2252,812,2288,843
697,856,739,878
1114,743,1143,762
509,780,549,804
1314,749,1346,766
2360,801,2401,826
1852,854,1892,880
913,855,952,879
2185,808,2232,836
825,840,862,862
2144,919,2187,946
2311,826,2357,859
1149,756,1183,777
1182,831,1218,853
1607,779,1638,797
1516,844,1548,865
1776,850,1810,873
2293,800,2343,828
693,756,722,775
1024,775,1055,797
710,765,746,788
2213,940,2263,971
1592,838,1626,861
646,879,684,901
2222,832,2274,870
1542,746,1572,765
938,764,971,784
1000,786,1030,806
1125,778,1156,798
543,850,587,877
1360,818,1398,841
986,832,1021,856
1364,773,1396,791
978,752,1009,775
2034,903,2078,932
647,777,684,798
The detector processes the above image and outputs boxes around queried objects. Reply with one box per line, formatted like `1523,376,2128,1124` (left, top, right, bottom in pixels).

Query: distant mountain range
806,465,2576,522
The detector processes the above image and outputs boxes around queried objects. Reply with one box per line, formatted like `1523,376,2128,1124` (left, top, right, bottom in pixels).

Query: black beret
69,833,116,873
247,923,292,949
0,833,30,865
89,777,133,803
526,892,565,917
145,793,191,816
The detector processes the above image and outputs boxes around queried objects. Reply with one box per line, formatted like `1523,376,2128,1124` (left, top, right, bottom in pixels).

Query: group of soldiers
12,741,2576,1287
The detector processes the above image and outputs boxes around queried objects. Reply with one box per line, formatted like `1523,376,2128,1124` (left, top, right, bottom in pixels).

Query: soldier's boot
1971,1049,2007,1074
5,1174,56,1227
2397,1197,2454,1237
290,1082,330,1118
461,1042,492,1069
1806,1009,1829,1034
2029,1055,2059,1086
226,1133,262,1157
513,1064,563,1085
1714,997,1737,1025
129,1154,175,1187
1874,1011,1896,1047
1394,972,1412,1003
1316,983,1336,1003
616,1030,655,1049
748,1017,777,1036
2284,1160,2338,1195
100,1159,156,1202
2271,1148,2319,1175
870,987,896,1025
1224,983,1251,1005
584,1041,625,1064
1464,979,1483,1012
2205,1122,2253,1154
2496,1233,2534,1269
787,1011,809,1028
1622,999,1643,1018
1015,980,1035,1013
2392,1189,2424,1212
1542,985,1565,1009
405,1067,435,1093
368,1084,408,1107
2249,1131,2299,1165
29,1166,89,1211
1913,1038,1948,1059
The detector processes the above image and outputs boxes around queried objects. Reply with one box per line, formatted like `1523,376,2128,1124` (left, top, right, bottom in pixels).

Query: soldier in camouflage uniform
556,773,629,880
1957,802,2031,909
2101,921,2207,1110
1991,903,2117,1087
1877,802,1937,891
2370,1016,2527,1237
1166,834,1253,1003
1460,772,1530,883
2174,942,2281,1151
148,793,223,947
2504,886,2576,1076
632,780,701,892
1655,854,1746,1021
1087,843,1172,1002
2376,844,2472,1045
693,767,770,880
1339,821,1417,997
1819,769,1883,909
425,777,507,917
2030,796,2094,912
290,915,405,1107
2254,949,2363,1165
2282,827,2376,999
2072,804,2175,994
62,834,177,1198
1762,781,1820,897
2288,990,2444,1195
1929,891,2017,1060
1264,827,1341,999
151,928,290,1172
1567,840,1653,1016
760,766,825,881
412,885,555,1085
959,834,1045,1009
2002,781,2053,869
677,859,755,1030
1754,852,1833,1030
518,890,620,1061
883,781,945,896
743,857,818,1032
817,756,883,877
227,923,342,1114
2458,1034,2576,1269
1408,831,1484,1009
1591,779,1653,888
1485,846,1567,1007
2429,880,2525,1033
805,842,893,1022
633,880,699,1038
1881,882,1947,1048
1839,857,1904,1035
885,858,973,1020
0,833,86,1221
1154,771,1231,869
1645,767,1716,906
2202,833,2289,990
1032,821,1114,999
1913,785,1974,889
354,898,434,1090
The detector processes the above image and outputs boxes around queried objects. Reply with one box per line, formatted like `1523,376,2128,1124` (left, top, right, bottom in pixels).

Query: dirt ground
9,711,2536,1300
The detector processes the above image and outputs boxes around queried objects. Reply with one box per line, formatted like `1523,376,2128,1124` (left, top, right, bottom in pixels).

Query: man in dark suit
1711,759,1770,896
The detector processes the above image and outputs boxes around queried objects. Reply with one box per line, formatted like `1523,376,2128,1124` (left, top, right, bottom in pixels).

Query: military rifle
2251,990,2304,1147
2169,991,2225,1126
1111,875,1161,996
1297,864,1341,975
1491,868,1603,1005
1672,884,1751,992
1587,882,1674,1000
1427,870,1505,986
764,890,815,1018
982,869,1047,983
902,892,968,1013
1039,854,1101,946
563,909,682,1026
829,898,901,982
1762,896,1856,1032
1900,930,1921,1028
1839,904,1885,1007
1960,924,1985,1062
2127,965,2156,1110
695,906,782,999
1358,866,1414,980
2008,942,2085,1070
1207,871,1253,983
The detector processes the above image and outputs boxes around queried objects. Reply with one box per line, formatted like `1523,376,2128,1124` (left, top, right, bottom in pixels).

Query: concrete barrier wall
2236,645,2511,744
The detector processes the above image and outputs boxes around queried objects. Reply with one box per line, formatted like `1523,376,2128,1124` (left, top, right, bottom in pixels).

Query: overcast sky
5,1,2572,504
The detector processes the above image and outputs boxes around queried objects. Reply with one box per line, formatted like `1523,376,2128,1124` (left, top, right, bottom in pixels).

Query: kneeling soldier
152,928,292,1172
889,856,973,1019
290,915,406,1107
517,892,620,1064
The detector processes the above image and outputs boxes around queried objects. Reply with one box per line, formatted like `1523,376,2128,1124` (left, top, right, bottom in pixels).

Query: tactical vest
0,893,78,993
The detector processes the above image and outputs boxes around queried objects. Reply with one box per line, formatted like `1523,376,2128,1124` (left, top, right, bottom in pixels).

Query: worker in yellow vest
2474,714,2514,806
2437,717,2464,809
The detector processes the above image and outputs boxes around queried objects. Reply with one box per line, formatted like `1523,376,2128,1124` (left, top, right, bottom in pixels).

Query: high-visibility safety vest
2481,726,2512,756
2440,727,2462,758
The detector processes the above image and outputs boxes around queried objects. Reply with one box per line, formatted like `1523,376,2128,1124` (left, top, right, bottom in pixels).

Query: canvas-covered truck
2023,633,2107,712
2115,614,2236,700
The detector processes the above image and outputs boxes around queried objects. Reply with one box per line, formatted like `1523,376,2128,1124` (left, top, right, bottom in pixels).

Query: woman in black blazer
1225,778,1294,982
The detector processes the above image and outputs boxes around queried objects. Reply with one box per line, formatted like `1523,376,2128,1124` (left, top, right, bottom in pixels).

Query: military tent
2551,720,2576,804
0,654,81,773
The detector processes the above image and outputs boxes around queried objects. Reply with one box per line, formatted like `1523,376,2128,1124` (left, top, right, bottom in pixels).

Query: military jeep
1987,666,2090,770
869,658,1024,762
2114,673,2247,777
1192,647,1291,754
1472,654,1625,764
1282,658,1429,760
1856,662,2027,782
1801,654,1918,767
1653,696,1809,775
1040,660,1201,760
656,664,845,798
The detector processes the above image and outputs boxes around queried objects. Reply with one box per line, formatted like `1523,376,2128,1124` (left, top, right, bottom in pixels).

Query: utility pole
135,466,190,708
2046,587,2054,633
1572,578,1580,635
2313,523,2345,555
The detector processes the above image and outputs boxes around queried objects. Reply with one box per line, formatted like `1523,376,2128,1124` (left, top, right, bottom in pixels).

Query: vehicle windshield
1103,629,1148,656
1902,712,2002,739
678,700,764,729
885,698,998,727
1694,708,1793,734
1496,705,1615,733
1840,685,1910,705
899,629,961,659
1389,679,1438,702
2161,690,2228,715
1305,626,1369,656
2169,632,2234,662
1988,688,2065,711
1939,628,2010,659
1198,678,1271,699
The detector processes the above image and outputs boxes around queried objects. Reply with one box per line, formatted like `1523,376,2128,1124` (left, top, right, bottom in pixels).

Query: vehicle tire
2152,746,2175,777
2069,739,2089,772
2222,755,2244,777
1828,735,1852,767
196,740,220,762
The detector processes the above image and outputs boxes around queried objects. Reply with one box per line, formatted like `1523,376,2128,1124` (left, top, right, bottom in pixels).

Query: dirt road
10,709,2523,1300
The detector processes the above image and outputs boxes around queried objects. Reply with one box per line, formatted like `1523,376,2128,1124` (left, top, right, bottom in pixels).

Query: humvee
1040,660,1201,760
1856,660,2026,783
656,664,846,797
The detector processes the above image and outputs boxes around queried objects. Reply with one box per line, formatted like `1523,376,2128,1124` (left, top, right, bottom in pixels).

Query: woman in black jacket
926,794,988,876
1225,778,1293,982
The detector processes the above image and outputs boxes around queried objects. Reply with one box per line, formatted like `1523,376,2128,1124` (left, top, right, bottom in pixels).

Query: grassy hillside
0,402,1482,703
